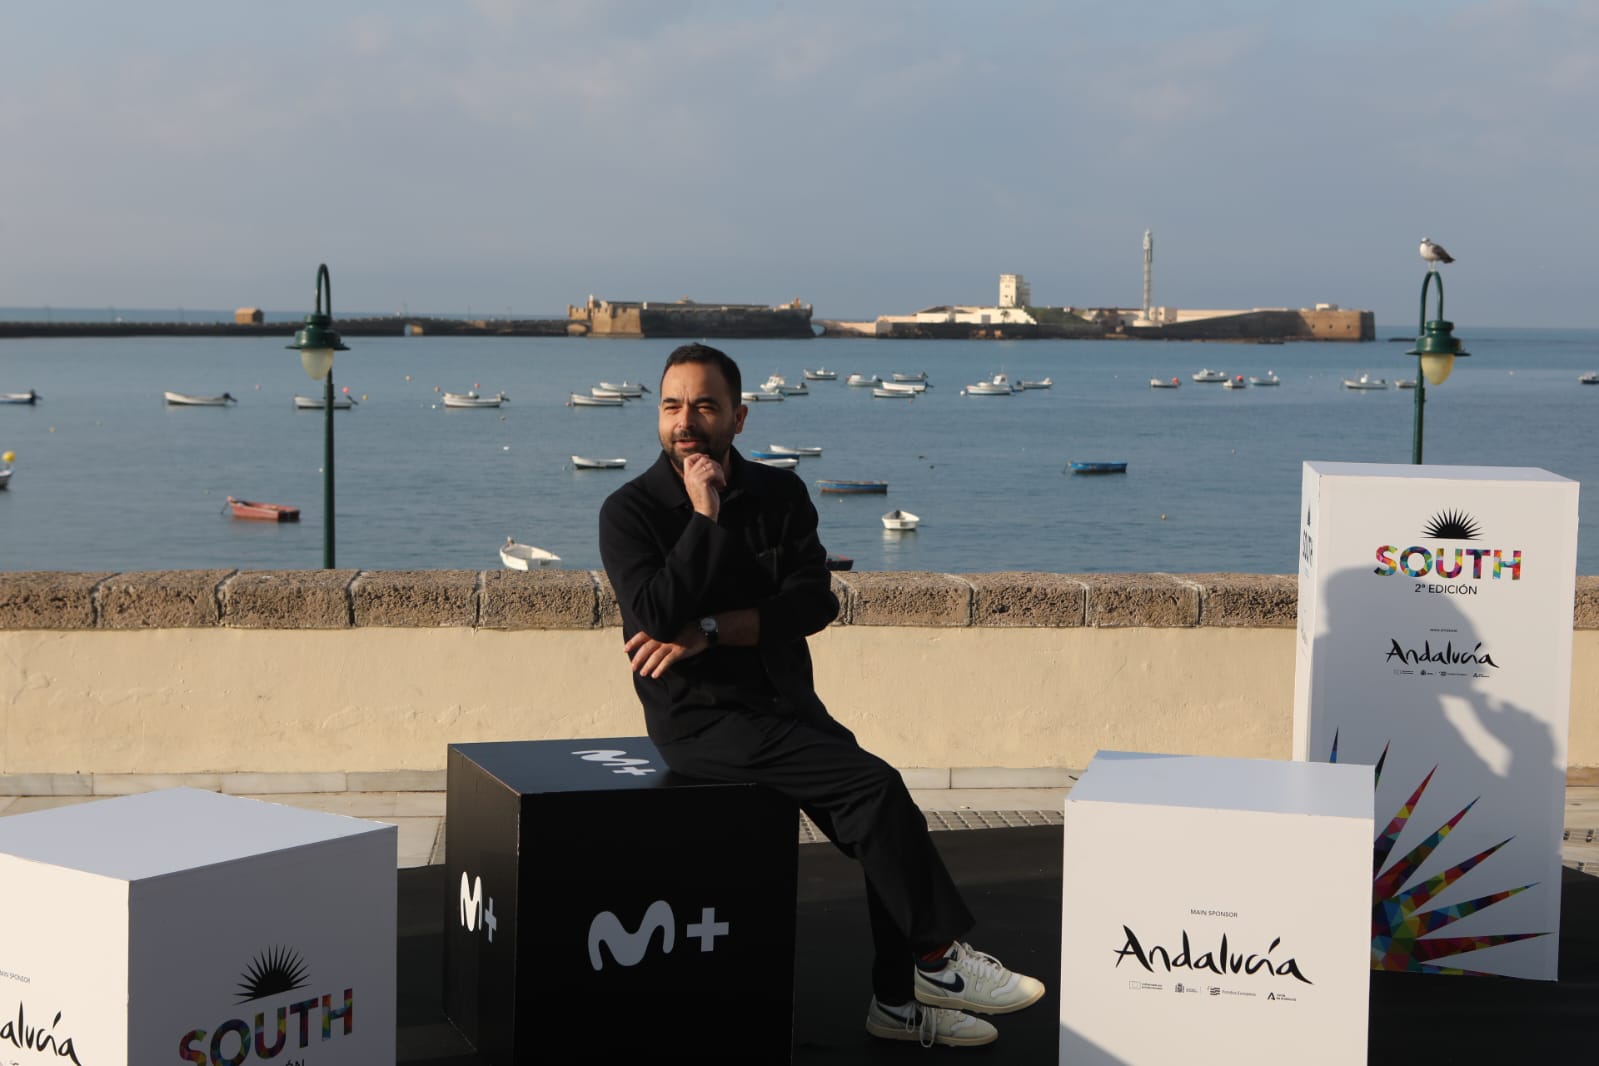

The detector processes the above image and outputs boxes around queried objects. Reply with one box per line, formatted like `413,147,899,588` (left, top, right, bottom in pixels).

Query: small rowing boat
1068,461,1128,475
572,456,627,469
0,389,40,405
165,391,237,406
501,536,560,568
227,496,300,521
817,479,888,494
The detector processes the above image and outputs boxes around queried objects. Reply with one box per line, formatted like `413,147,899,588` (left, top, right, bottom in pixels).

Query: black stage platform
398,826,1599,1062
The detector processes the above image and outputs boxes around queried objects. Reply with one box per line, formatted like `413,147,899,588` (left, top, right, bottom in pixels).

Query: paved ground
394,826,1599,1064
4,784,1596,1061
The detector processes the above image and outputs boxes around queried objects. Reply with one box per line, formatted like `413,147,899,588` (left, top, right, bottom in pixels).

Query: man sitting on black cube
598,343,1044,1049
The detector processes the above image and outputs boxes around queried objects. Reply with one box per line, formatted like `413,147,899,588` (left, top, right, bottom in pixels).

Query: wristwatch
698,616,719,647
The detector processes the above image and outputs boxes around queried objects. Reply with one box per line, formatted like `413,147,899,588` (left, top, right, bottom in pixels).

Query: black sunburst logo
1422,509,1481,541
236,946,310,1003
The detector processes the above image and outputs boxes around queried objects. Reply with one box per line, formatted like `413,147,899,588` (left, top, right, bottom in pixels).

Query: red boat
227,496,300,522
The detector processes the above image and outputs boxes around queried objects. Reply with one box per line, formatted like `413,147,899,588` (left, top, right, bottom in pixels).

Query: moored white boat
890,371,928,383
1342,373,1388,390
742,390,784,402
1248,373,1280,386
443,390,508,408
0,389,40,405
1017,377,1053,390
165,391,237,406
753,456,799,469
597,381,648,397
1192,369,1228,383
571,456,627,469
569,392,623,407
761,374,809,396
962,374,1014,396
767,444,822,457
1580,372,1598,385
803,368,838,381
1222,375,1248,389
846,373,881,387
881,509,920,531
878,380,927,394
591,387,632,401
1150,377,1180,389
293,394,356,409
501,536,560,568
872,387,915,399
1395,379,1418,389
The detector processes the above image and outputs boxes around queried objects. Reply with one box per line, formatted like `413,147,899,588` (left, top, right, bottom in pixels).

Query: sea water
1,328,1595,574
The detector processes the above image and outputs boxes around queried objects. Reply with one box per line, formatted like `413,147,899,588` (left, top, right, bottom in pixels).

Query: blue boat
1068,461,1128,475
748,450,789,460
816,479,888,494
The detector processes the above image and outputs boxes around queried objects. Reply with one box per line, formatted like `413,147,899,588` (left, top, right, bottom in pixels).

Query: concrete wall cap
0,571,114,629
1576,575,1599,629
967,572,1088,627
832,571,971,627
220,569,358,629
479,569,600,629
2,570,1598,630
96,569,235,629
1078,572,1200,628
351,569,479,627
1184,572,1298,628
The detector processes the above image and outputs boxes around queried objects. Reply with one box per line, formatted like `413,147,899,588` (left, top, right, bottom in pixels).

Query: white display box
1293,461,1578,980
1060,751,1373,1066
0,788,396,1066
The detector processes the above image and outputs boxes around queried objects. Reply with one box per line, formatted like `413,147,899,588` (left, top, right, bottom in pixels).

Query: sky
2,1,1596,327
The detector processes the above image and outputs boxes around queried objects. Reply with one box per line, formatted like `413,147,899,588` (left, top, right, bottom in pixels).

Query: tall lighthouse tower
1142,229,1153,322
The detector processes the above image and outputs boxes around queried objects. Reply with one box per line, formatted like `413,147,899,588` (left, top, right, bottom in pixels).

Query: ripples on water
1,329,1594,573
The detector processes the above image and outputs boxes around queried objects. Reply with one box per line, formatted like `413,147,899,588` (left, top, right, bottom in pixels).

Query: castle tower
999,273,1031,308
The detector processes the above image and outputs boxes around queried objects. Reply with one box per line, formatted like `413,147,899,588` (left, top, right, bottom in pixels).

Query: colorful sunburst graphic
1329,731,1550,974
236,946,310,1003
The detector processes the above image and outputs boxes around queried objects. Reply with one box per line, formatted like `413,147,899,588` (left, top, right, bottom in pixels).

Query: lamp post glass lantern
288,263,349,567
1405,269,1469,465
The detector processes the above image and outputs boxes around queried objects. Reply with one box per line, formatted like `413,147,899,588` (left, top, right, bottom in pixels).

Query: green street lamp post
1405,269,1469,464
288,264,349,568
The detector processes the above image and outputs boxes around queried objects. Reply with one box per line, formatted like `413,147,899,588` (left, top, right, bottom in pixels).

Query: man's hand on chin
682,452,726,521
624,624,709,679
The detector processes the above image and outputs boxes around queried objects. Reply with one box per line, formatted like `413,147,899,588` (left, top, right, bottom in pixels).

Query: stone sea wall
2,570,1595,782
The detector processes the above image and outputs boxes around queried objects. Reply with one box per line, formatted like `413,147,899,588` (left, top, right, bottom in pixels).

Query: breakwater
0,316,572,339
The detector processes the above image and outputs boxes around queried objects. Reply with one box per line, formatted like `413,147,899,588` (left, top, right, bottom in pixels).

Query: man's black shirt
598,447,839,744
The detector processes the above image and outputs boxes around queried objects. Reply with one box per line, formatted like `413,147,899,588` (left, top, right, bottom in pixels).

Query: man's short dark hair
662,343,741,401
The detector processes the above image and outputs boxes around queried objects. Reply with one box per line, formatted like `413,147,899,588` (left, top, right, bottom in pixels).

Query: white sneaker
864,997,998,1048
914,941,1046,1015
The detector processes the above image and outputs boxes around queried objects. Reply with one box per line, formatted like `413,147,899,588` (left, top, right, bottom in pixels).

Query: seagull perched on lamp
1419,237,1455,265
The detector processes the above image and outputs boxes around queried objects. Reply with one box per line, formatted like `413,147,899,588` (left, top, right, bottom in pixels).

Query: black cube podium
443,737,799,1064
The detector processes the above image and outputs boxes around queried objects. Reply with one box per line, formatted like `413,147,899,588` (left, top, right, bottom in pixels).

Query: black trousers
656,706,975,1003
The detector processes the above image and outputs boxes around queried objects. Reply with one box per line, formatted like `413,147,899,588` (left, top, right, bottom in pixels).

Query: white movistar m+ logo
460,872,498,942
587,901,729,970
571,748,659,776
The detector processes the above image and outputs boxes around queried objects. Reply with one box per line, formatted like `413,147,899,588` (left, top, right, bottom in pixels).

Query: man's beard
663,431,726,472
